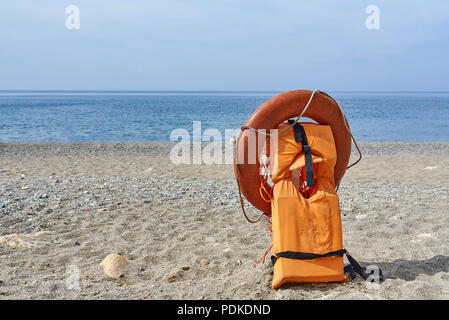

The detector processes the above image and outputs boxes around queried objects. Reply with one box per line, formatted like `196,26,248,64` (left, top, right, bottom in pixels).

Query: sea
0,91,448,142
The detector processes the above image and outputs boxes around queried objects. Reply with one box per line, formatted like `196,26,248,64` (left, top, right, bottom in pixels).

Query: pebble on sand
417,233,435,239
100,253,129,279
205,237,217,243
0,232,49,249
167,275,176,282
181,266,190,271
200,259,209,266
115,283,127,287
142,168,154,174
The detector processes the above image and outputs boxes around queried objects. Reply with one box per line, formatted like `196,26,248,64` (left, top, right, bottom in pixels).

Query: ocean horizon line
1,90,449,96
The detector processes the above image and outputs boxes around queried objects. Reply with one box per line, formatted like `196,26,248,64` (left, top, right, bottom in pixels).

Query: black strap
344,252,369,280
344,251,384,282
271,249,344,266
344,264,357,280
275,249,345,261
288,120,304,143
271,249,384,282
287,120,315,187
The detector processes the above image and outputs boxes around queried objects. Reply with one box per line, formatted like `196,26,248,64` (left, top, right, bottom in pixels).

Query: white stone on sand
100,253,129,279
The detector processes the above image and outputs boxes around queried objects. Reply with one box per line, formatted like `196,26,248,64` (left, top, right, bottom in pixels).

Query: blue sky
1,0,449,91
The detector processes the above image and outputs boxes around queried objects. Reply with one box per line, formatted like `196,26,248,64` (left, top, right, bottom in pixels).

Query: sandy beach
0,142,448,300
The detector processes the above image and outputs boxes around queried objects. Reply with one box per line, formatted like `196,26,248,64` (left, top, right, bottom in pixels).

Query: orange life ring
234,90,352,215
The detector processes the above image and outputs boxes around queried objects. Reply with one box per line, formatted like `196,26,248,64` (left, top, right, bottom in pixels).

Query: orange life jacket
269,121,351,289
233,90,383,288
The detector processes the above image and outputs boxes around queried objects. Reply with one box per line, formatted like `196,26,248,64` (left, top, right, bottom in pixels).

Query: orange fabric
289,153,323,171
270,122,348,289
235,90,353,215
291,160,320,198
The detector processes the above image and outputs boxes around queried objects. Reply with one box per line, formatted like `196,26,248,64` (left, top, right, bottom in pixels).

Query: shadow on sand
368,255,449,281
277,255,449,291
